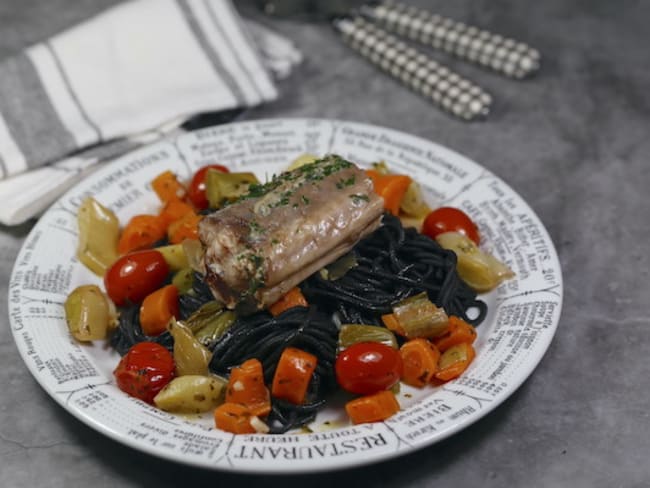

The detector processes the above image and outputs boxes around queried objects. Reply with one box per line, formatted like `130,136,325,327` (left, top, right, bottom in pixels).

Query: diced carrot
433,316,477,352
152,170,186,203
271,347,317,405
345,390,400,424
118,214,167,254
399,339,441,388
226,358,271,417
159,199,195,227
434,343,476,382
268,287,308,316
139,285,179,336
365,169,382,185
214,403,256,434
373,174,412,216
381,313,406,337
167,212,202,244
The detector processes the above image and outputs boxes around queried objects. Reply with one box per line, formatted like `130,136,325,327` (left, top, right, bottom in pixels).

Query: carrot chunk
226,358,271,417
345,390,400,424
271,347,317,405
381,313,406,337
434,343,476,382
139,285,179,337
152,170,186,203
167,212,202,244
433,316,477,352
214,403,257,434
399,339,441,388
159,199,195,227
372,174,412,216
118,214,167,254
268,287,308,316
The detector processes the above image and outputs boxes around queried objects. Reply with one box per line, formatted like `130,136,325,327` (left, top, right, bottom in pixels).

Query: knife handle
361,0,541,79
334,16,491,121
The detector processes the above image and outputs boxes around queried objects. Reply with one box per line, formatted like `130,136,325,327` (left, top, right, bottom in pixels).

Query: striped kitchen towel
0,0,301,225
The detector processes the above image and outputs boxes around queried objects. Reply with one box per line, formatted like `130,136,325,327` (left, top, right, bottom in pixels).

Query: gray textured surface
1,1,650,487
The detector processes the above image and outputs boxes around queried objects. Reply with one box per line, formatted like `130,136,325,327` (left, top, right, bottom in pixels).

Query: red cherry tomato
114,342,175,403
335,342,403,395
104,250,169,306
187,164,229,210
422,207,481,245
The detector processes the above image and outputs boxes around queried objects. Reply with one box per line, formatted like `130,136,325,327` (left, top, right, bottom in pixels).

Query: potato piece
154,375,227,413
168,318,212,376
64,285,117,341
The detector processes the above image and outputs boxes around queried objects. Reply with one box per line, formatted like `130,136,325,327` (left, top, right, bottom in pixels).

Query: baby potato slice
154,375,227,413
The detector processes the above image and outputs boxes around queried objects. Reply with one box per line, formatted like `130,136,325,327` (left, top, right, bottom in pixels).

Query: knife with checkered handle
361,0,541,79
333,15,492,121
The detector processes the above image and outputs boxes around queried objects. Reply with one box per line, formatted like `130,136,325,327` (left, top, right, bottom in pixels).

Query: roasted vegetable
153,374,227,413
168,318,212,376
171,267,195,295
76,197,119,276
435,231,515,292
384,292,449,339
338,324,398,351
156,243,189,271
345,390,400,424
205,170,259,209
64,285,117,341
184,301,236,347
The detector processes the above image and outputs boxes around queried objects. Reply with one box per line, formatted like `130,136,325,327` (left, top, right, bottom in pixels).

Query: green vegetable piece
320,252,358,281
338,324,398,352
206,170,259,209
184,301,224,333
157,243,189,271
194,310,236,347
392,292,449,339
172,267,195,295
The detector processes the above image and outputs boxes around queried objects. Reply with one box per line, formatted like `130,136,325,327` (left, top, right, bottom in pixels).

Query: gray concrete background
1,1,649,487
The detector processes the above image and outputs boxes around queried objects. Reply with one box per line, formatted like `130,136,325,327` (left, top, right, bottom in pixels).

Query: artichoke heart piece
76,197,119,276
435,231,515,293
64,285,117,341
168,318,212,376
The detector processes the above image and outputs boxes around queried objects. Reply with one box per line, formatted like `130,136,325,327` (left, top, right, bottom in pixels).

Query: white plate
8,118,562,473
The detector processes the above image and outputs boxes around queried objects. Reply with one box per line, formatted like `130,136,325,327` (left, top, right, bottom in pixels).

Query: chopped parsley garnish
336,176,356,189
301,195,310,205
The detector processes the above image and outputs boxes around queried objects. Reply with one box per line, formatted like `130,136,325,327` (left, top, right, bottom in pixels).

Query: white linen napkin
0,0,301,225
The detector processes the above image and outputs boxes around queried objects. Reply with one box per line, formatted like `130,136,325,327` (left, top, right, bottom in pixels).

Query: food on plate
66,154,514,434
198,155,384,311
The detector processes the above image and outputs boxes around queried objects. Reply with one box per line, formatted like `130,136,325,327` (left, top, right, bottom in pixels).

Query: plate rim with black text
8,118,563,473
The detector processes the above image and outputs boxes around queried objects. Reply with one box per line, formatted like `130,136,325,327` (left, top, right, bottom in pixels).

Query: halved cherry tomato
114,342,175,403
104,250,169,306
422,207,481,245
335,342,403,395
187,164,229,210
